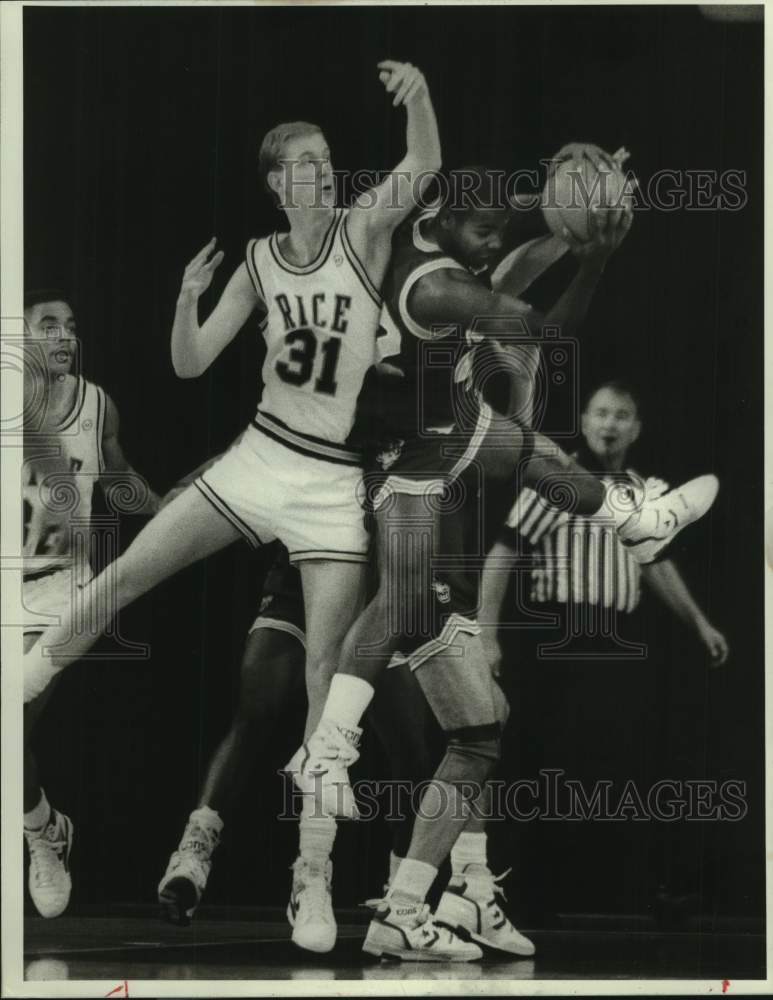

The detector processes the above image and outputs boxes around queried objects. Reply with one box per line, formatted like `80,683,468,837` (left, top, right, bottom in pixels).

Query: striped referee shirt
506,460,644,614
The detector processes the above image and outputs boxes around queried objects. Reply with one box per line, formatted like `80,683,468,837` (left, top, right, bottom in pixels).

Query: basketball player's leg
298,559,369,738
288,492,439,823
159,625,305,926
23,630,74,918
362,635,498,960
520,429,718,558
431,670,535,956
23,484,244,702
282,558,368,954
368,662,440,887
200,627,305,811
523,431,606,515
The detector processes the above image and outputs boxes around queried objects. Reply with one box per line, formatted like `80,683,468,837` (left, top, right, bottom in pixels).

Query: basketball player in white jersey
22,289,160,918
24,60,442,945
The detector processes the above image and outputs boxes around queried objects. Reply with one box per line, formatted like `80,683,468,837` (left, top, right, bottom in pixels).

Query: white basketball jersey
23,376,106,577
245,208,382,449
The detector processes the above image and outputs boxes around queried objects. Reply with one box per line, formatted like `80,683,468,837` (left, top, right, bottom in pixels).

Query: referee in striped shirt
479,378,728,924
481,379,728,669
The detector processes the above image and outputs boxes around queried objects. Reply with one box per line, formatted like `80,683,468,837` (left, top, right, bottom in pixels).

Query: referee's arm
641,558,730,667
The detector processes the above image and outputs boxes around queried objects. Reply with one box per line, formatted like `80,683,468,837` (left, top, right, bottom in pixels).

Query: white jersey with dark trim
245,208,382,451
23,376,106,578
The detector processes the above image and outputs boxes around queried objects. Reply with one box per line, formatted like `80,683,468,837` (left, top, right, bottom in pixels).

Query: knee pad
434,722,501,796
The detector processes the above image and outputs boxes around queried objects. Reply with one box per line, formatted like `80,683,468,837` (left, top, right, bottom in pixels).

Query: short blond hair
258,121,322,197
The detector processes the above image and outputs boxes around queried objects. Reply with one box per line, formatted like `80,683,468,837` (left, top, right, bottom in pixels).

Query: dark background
24,5,764,931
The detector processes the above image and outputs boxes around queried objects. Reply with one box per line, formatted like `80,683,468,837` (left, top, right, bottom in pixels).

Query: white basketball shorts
194,417,369,565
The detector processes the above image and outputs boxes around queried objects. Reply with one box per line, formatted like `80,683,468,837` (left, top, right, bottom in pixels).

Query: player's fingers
384,64,407,94
401,74,424,105
590,205,609,240
612,146,631,167
582,146,611,174
394,67,418,106
204,249,225,272
607,205,623,235
560,226,583,252
188,237,217,269
377,59,402,72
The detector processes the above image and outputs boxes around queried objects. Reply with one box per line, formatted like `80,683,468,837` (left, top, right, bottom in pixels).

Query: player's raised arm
171,239,261,378
410,267,537,338
349,60,442,237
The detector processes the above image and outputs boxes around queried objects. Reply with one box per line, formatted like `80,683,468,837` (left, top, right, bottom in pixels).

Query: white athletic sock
190,806,223,841
605,480,644,534
321,674,374,731
24,790,51,834
387,857,438,906
299,797,337,867
388,851,402,888
451,832,490,878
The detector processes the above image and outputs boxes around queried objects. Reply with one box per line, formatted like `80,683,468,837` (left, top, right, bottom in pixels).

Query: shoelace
463,866,512,919
363,896,449,945
294,863,332,920
313,728,360,767
300,877,331,919
28,834,66,887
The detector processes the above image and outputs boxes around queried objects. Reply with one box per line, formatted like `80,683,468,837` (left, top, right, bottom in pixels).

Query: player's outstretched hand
179,238,225,300
698,620,730,668
378,60,428,107
561,202,634,265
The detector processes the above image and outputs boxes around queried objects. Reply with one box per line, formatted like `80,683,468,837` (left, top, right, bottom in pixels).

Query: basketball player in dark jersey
292,162,720,960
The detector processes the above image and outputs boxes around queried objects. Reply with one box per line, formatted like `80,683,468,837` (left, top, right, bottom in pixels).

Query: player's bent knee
435,722,501,797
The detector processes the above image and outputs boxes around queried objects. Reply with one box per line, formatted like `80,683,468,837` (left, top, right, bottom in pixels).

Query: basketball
542,148,630,243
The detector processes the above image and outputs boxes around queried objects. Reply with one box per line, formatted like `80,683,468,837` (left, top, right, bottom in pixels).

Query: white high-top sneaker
25,809,74,919
158,812,220,926
435,866,535,957
614,474,719,564
287,857,337,953
362,897,483,962
286,719,361,819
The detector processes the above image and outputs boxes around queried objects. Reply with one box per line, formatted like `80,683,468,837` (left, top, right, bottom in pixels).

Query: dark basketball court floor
23,908,766,987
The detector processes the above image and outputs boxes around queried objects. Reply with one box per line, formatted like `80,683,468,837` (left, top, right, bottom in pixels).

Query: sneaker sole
158,877,198,927
362,939,481,962
362,938,476,962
